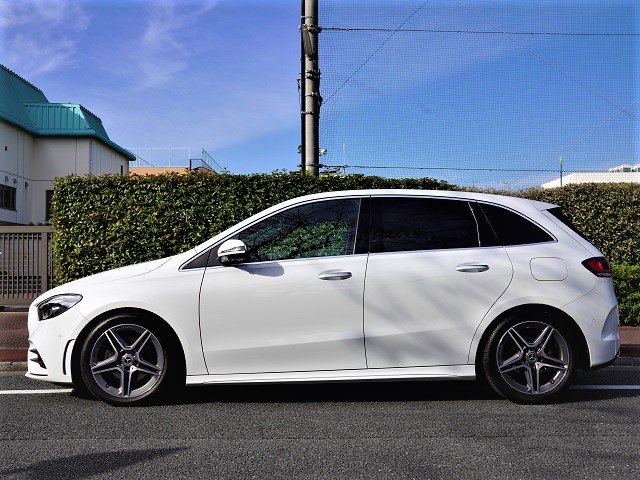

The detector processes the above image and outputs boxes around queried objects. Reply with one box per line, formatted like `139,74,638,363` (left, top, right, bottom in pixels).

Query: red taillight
582,257,612,277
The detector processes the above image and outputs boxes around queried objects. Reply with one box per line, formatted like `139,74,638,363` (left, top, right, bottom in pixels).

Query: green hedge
518,183,640,266
612,264,640,326
51,175,639,325
51,172,451,284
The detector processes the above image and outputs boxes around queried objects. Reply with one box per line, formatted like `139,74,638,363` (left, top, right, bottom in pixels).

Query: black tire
482,313,576,403
79,314,183,406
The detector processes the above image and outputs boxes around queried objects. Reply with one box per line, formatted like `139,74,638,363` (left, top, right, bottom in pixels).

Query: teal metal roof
0,64,134,160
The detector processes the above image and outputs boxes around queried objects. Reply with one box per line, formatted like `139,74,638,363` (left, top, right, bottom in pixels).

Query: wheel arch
70,307,187,387
473,304,590,377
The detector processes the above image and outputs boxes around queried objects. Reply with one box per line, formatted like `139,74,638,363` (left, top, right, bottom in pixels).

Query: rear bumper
588,348,620,371
562,280,620,368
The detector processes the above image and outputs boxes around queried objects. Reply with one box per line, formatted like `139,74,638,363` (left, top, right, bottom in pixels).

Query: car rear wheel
79,315,180,405
483,314,575,403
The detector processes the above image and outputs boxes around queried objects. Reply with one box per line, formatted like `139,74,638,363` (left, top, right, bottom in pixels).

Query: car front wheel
79,315,180,405
483,315,576,403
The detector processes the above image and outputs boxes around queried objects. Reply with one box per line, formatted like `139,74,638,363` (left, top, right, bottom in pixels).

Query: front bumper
25,304,85,384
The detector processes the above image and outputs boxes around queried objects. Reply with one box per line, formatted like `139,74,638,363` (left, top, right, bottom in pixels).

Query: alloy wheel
495,320,571,396
89,323,165,399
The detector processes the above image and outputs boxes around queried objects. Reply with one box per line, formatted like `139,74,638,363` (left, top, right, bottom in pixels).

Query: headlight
37,294,83,320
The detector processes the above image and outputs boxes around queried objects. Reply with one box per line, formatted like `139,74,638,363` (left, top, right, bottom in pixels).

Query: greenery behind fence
52,173,639,324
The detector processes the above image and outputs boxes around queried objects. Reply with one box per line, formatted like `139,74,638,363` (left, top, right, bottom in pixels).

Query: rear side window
373,197,480,252
479,203,554,246
546,207,588,240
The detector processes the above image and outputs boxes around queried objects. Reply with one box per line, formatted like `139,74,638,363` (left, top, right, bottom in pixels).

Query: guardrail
0,226,54,306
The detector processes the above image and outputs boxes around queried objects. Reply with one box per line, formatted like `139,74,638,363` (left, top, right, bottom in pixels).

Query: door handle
455,263,490,273
318,270,353,280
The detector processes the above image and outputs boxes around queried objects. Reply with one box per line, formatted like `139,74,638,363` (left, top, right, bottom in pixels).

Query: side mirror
217,239,249,265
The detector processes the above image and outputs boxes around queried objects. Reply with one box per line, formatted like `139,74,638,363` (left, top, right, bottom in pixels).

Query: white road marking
0,388,73,395
571,385,640,390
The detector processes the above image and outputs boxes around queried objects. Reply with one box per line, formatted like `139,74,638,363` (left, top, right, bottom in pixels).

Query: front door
199,197,368,374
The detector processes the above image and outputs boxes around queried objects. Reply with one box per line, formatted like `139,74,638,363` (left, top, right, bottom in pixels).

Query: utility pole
559,156,563,187
300,0,321,176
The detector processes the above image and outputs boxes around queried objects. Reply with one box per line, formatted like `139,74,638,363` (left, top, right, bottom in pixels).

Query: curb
0,361,28,372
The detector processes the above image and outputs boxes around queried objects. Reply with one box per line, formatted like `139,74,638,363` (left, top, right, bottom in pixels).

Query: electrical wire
323,27,640,36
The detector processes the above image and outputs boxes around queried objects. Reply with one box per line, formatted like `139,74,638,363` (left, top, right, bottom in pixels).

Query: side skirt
186,365,475,386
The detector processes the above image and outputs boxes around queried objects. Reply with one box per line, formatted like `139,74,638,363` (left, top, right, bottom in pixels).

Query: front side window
374,197,480,252
238,198,361,262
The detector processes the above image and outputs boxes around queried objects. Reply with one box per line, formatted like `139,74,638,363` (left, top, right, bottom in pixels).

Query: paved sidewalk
1,308,639,371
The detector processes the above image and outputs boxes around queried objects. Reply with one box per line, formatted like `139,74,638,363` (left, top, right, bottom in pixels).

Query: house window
0,184,17,211
45,190,54,221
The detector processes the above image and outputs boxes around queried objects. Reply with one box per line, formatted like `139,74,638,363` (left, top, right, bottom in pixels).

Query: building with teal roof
0,64,134,224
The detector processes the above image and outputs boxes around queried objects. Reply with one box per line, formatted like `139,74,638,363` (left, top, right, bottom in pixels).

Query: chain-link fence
318,0,639,189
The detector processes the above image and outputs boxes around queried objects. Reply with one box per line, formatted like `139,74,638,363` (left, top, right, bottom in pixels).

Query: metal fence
0,226,54,306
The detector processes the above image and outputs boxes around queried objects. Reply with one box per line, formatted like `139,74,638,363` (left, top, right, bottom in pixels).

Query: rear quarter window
546,207,589,241
478,203,554,246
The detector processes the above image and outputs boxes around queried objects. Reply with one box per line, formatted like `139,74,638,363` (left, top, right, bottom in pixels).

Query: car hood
35,257,172,301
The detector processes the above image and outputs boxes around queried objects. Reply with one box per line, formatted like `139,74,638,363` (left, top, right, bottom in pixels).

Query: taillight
582,257,612,277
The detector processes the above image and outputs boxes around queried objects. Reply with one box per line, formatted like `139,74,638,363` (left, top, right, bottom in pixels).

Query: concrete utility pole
300,0,321,176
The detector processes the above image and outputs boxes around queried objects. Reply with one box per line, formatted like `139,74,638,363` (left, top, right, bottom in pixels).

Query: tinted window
479,203,554,246
238,198,360,262
469,202,501,247
547,207,588,240
375,198,479,252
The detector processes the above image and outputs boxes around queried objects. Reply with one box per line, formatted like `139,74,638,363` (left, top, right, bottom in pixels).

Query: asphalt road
1,367,639,480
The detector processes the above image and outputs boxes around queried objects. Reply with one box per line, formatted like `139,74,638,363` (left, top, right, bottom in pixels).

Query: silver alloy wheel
495,320,570,395
89,323,165,399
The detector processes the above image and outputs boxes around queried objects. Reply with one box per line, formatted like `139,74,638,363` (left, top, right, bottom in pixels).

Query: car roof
283,189,557,211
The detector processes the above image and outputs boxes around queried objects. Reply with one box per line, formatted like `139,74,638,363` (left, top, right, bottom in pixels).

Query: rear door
363,196,513,368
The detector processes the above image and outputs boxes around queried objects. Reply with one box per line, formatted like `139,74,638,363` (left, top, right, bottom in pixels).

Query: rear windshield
546,207,588,240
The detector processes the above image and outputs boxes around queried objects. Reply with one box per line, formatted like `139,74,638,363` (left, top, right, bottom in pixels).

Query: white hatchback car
27,190,620,405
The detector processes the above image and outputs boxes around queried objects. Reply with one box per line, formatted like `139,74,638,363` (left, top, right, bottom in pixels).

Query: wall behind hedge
52,172,451,284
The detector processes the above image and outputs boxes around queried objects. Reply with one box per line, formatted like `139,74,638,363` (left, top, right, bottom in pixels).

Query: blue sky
0,0,638,187
0,0,300,173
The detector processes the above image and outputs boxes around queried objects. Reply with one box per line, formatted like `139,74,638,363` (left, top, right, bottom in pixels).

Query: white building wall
1,124,130,224
541,172,640,189
1,121,33,224
90,140,129,176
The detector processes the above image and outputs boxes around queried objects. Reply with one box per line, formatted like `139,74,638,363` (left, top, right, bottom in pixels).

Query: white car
27,190,620,405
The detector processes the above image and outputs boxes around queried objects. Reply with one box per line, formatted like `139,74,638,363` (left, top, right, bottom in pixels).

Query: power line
323,165,562,172
323,27,640,36
510,97,640,184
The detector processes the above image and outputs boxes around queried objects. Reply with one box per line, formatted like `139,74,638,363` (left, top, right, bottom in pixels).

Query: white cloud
132,0,220,90
0,0,90,77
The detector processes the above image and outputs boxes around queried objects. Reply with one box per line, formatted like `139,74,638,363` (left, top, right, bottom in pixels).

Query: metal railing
0,226,54,306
